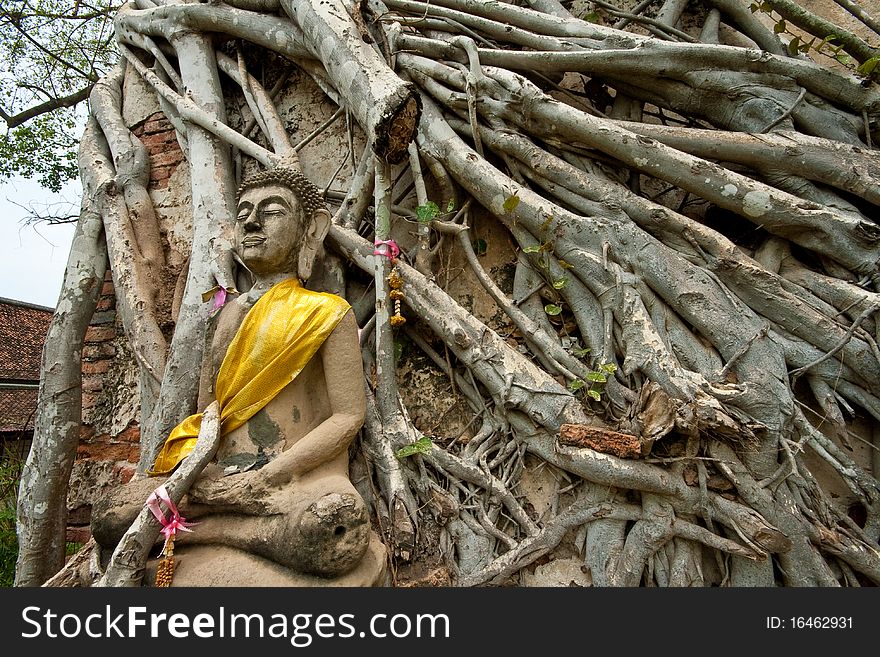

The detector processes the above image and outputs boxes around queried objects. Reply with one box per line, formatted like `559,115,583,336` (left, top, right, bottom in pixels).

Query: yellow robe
149,278,351,475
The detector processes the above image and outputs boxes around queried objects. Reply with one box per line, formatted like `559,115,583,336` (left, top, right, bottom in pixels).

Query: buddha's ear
298,207,332,281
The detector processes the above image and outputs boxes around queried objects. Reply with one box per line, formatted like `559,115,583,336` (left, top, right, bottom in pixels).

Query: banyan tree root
16,0,880,588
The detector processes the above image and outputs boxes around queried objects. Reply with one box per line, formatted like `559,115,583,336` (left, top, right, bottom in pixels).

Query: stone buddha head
234,168,331,282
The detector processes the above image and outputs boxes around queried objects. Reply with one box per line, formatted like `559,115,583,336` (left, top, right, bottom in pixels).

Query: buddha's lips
241,235,266,247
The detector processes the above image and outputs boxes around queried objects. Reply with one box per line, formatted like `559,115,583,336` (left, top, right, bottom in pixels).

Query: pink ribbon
373,239,400,260
210,287,228,315
146,485,197,552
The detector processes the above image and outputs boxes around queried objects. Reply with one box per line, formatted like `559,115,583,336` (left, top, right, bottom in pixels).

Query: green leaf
857,55,880,76
417,201,441,223
544,304,563,316
584,11,600,23
586,371,607,383
787,36,800,57
759,1,773,12
816,34,838,52
552,277,567,290
568,379,585,391
558,259,574,270
587,389,602,401
600,362,618,374
503,194,521,214
472,238,488,256
395,436,433,459
571,347,591,357
773,19,786,34
539,215,554,233
748,2,759,12
522,245,542,253
446,199,456,212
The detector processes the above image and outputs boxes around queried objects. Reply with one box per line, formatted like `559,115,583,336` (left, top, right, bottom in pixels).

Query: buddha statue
91,167,386,586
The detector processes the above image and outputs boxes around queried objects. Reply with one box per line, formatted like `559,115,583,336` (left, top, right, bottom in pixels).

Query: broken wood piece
559,423,643,459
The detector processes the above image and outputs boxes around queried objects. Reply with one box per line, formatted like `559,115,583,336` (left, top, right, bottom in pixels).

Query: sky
0,176,79,309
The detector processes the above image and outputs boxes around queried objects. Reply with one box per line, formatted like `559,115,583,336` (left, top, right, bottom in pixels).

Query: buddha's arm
260,308,366,486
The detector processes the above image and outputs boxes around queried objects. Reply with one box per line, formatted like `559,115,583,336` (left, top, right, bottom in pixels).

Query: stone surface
142,533,388,587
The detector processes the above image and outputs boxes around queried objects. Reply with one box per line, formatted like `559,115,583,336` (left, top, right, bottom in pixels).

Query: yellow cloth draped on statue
149,277,351,475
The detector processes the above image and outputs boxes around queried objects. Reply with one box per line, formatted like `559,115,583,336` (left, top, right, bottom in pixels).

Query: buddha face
235,183,305,276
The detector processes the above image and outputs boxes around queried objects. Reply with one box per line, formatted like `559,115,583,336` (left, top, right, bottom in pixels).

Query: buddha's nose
244,215,263,231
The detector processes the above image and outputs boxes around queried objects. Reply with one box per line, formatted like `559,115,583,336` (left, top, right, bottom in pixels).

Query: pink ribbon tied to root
146,485,197,553
373,238,400,260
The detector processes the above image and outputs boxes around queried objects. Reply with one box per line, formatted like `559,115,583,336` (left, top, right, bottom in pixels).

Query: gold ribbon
149,278,351,475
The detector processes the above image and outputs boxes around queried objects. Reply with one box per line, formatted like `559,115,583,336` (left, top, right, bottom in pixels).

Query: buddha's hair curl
237,167,326,217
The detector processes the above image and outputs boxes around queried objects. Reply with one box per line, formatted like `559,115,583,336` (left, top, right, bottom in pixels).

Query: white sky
0,176,79,309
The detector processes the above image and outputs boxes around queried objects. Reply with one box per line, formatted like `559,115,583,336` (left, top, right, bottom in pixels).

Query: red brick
82,360,111,375
113,463,137,484
140,131,176,148
79,425,96,441
101,281,115,296
82,374,104,392
150,150,183,168
85,326,116,343
143,117,173,134
150,167,175,189
83,342,116,359
90,310,116,326
151,165,172,181
95,295,116,311
82,393,97,413
66,526,92,545
117,425,141,443
76,441,138,462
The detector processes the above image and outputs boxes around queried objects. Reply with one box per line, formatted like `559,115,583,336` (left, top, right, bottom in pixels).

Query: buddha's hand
188,470,271,514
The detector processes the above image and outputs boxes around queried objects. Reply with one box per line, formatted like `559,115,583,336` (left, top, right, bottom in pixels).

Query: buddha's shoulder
299,286,351,311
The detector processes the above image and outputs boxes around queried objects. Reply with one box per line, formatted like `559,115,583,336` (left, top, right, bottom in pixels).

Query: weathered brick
85,326,116,343
113,463,137,484
81,395,97,416
140,131,176,149
95,295,116,311
117,424,141,443
81,374,104,392
76,441,137,462
82,360,111,375
143,117,173,134
66,526,92,545
151,165,172,181
83,342,116,360
90,310,116,326
100,281,115,296
150,150,183,168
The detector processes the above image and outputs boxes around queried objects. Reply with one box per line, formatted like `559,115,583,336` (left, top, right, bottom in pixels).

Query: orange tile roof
0,387,39,432
0,297,53,382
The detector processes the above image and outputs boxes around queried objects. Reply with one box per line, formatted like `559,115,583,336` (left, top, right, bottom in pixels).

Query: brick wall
134,113,184,188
